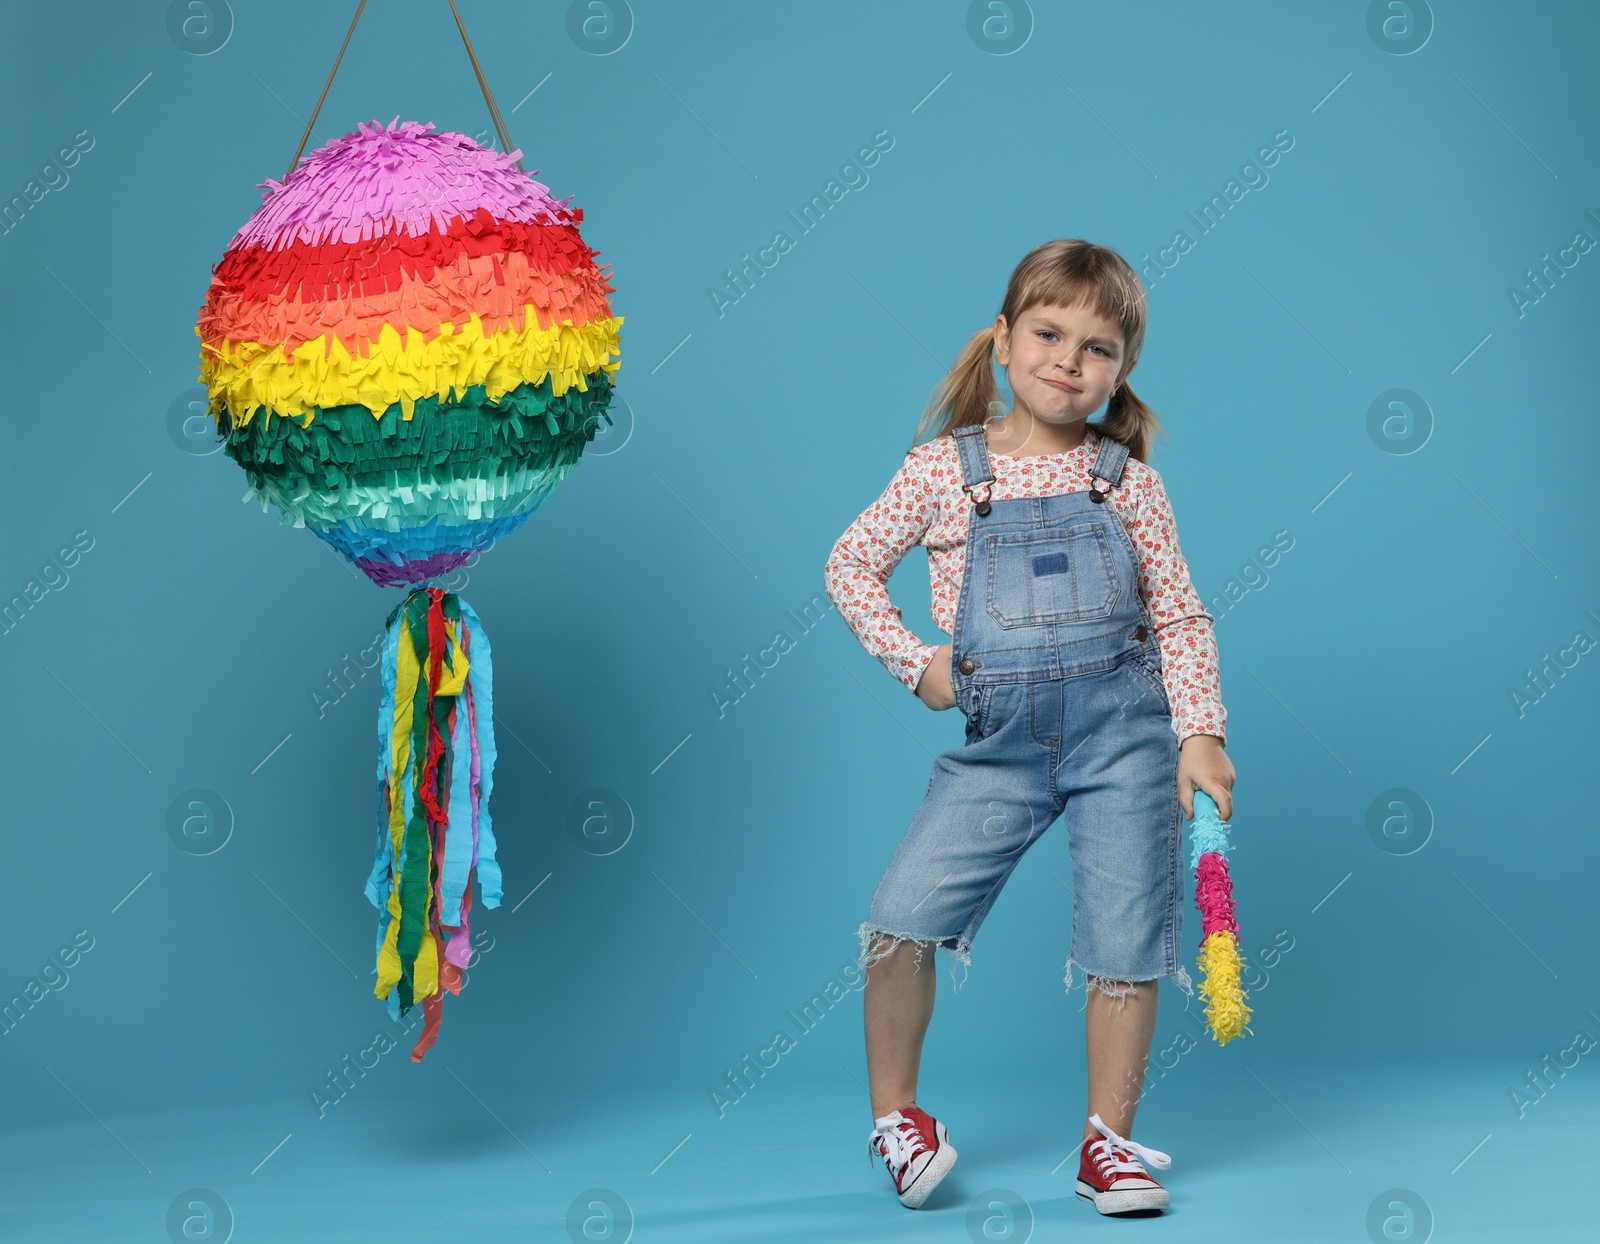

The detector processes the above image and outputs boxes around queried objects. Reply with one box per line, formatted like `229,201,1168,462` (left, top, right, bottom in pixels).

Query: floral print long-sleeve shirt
823,425,1226,745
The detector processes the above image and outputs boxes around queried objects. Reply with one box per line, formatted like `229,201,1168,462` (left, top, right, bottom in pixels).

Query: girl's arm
823,447,941,694
1123,466,1227,746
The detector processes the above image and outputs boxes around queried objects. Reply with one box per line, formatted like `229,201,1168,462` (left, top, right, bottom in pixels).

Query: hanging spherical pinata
194,117,621,1059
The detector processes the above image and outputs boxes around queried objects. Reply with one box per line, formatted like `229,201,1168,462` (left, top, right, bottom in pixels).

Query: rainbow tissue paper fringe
195,118,622,587
365,587,497,1060
1189,789,1253,1045
194,120,621,1059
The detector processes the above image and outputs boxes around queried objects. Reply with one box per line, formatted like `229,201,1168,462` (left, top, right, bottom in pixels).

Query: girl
822,239,1235,1215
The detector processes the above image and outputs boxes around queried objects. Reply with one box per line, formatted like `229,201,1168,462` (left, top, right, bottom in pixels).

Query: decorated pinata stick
1189,789,1253,1045
196,120,620,1059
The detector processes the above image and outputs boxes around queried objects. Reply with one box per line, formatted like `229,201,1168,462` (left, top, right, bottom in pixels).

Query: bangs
1007,244,1146,359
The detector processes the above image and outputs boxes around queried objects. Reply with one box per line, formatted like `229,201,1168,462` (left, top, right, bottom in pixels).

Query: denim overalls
858,424,1194,1000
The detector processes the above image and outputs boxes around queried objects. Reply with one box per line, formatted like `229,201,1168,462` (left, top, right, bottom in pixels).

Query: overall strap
1088,429,1131,489
951,425,995,489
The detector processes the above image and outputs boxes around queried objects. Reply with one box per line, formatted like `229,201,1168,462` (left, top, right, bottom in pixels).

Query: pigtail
1097,379,1165,466
907,326,1003,454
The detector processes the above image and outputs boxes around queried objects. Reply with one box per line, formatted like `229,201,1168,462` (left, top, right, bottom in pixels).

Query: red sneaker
1074,1112,1172,1214
867,1106,958,1208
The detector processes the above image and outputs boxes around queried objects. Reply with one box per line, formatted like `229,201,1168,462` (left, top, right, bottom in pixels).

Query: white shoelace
870,1111,929,1172
1086,1112,1172,1174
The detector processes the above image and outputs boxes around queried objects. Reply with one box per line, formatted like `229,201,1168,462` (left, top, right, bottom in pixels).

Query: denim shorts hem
1063,954,1194,1003
856,921,973,989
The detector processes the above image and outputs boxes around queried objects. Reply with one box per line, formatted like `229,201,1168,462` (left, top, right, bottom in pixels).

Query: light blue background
1,1,1597,1240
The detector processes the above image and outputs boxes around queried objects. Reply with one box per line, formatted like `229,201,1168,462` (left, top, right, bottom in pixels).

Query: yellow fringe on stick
1196,929,1253,1045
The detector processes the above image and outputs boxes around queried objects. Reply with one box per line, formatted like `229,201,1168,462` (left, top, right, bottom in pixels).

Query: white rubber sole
1074,1179,1170,1214
899,1140,958,1209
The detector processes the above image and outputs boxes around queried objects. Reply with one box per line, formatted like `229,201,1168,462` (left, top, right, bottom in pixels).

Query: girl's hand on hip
1178,734,1235,821
914,643,957,711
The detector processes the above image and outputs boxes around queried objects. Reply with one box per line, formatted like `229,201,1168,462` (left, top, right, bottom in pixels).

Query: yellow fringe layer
198,311,623,425
1196,929,1253,1045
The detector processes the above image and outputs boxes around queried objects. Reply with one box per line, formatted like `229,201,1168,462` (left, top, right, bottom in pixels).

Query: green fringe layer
216,373,616,500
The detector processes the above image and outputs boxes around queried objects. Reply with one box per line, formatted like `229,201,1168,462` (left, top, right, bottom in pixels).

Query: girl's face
994,300,1129,429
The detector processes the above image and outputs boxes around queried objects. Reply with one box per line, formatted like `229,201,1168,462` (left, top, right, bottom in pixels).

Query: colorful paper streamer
366,588,498,1060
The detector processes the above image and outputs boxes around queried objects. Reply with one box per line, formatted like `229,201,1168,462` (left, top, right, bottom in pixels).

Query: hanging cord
283,0,524,181
285,0,368,181
445,0,523,170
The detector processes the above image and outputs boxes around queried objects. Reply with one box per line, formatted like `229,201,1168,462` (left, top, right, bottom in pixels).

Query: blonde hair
909,238,1165,463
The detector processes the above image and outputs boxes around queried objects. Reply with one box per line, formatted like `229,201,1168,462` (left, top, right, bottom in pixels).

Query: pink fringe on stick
1194,851,1239,939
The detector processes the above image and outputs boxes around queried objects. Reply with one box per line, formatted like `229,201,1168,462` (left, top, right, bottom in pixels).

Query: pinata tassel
365,587,500,1061
1189,790,1253,1045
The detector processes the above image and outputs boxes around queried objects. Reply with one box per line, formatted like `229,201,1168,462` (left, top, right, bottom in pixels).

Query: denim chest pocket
983,522,1119,629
